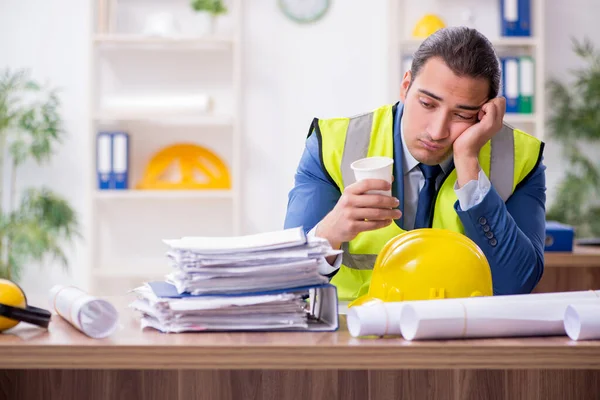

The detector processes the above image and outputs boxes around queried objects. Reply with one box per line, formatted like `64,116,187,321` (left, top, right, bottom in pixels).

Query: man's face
399,57,490,165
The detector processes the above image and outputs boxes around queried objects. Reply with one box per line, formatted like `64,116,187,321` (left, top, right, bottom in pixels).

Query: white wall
0,0,598,295
242,0,389,234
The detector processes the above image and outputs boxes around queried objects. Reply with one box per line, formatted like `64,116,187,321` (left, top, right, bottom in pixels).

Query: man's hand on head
453,96,506,187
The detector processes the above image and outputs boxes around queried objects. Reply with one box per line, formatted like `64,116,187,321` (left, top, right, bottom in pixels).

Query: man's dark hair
409,26,501,100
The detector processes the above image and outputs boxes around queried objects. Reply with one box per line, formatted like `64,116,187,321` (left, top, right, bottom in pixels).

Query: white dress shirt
310,119,492,275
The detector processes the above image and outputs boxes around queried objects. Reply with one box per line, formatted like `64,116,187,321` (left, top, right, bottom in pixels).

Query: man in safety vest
284,26,546,302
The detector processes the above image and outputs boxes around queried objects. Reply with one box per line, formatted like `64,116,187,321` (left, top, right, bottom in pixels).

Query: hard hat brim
348,294,384,308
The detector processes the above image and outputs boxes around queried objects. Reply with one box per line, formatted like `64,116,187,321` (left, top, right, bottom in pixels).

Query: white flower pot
194,11,215,37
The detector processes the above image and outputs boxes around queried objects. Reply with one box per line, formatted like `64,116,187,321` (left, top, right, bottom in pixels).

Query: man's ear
399,71,412,102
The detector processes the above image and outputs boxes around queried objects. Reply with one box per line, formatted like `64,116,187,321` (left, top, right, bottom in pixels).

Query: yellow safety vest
312,103,544,301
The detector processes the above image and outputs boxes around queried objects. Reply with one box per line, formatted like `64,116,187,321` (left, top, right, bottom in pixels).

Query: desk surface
2,298,600,370
545,245,600,268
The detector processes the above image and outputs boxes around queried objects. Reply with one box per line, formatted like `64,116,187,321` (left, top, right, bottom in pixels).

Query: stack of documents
162,227,335,295
129,227,341,333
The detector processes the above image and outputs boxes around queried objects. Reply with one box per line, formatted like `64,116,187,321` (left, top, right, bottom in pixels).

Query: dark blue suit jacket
284,103,547,295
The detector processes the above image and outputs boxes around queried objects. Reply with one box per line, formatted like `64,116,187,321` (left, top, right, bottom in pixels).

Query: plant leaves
0,68,65,167
546,37,600,237
2,187,80,278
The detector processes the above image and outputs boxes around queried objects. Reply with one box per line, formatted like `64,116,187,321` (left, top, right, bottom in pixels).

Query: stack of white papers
130,282,314,332
162,227,337,295
129,227,341,333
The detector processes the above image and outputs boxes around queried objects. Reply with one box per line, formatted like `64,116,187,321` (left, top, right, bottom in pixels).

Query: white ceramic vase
194,11,215,37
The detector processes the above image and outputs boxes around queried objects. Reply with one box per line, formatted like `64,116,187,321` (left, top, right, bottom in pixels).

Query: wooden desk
1,298,600,400
537,246,600,293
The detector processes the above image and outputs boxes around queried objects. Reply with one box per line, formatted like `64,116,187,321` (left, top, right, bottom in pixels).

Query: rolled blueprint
564,300,600,341
347,302,404,337
49,285,119,339
400,293,600,341
347,290,600,338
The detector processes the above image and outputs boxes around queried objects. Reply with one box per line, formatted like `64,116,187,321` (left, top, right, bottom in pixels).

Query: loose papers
130,282,338,332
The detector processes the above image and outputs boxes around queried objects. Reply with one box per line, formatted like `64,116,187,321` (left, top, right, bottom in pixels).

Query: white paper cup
350,157,394,196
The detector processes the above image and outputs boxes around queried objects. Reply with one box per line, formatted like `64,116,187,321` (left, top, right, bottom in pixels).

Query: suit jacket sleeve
284,130,341,234
455,158,547,295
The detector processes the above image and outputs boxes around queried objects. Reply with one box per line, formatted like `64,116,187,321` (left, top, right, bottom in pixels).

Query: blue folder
148,281,339,332
517,0,531,36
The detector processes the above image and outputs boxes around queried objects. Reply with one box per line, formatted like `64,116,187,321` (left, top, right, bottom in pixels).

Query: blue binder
545,221,574,252
111,131,129,190
517,0,531,36
502,57,520,113
96,132,112,190
500,0,519,36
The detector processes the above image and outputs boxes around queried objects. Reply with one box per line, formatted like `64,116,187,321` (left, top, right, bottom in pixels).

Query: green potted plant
190,0,228,36
0,68,79,281
546,38,600,238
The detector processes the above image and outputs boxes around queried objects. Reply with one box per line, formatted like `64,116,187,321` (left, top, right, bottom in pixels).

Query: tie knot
418,163,442,180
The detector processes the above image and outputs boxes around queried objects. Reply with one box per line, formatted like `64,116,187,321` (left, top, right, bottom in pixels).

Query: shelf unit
93,34,235,49
388,0,545,139
94,189,234,200
89,0,242,294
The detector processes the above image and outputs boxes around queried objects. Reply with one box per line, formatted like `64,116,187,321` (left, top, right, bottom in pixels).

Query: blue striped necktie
414,163,442,229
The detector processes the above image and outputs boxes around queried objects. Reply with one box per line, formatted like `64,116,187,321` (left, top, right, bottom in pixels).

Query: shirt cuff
454,168,491,211
308,224,342,275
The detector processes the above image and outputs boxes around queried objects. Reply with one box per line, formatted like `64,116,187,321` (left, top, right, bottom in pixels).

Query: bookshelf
89,0,242,294
388,0,545,140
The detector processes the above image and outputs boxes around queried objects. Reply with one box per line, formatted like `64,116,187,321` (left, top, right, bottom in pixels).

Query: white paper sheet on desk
134,301,308,333
347,289,600,338
169,259,322,279
132,299,306,323
168,249,342,271
165,238,338,261
129,284,310,332
167,248,310,264
131,284,303,311
167,269,328,295
139,316,308,333
163,227,308,253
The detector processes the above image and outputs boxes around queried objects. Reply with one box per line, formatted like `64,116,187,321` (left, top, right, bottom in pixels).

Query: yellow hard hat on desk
348,229,493,307
0,279,51,332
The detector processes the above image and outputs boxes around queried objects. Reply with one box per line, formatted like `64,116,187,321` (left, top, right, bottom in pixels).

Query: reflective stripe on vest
341,242,376,270
490,124,515,203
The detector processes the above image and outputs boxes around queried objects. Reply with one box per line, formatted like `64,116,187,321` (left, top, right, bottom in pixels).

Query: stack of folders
130,227,341,333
